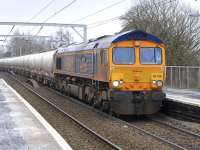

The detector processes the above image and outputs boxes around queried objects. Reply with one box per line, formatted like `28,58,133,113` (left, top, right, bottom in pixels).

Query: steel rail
148,117,200,139
125,122,187,150
9,75,122,150
46,86,188,150
48,88,188,148
42,83,188,150
165,110,200,122
47,84,189,150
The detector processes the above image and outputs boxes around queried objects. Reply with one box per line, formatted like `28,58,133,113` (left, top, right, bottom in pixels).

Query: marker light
156,80,163,87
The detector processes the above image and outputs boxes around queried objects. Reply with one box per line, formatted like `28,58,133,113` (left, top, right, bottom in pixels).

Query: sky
0,0,199,46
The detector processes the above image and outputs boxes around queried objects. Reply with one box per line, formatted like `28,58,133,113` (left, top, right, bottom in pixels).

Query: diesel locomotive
0,30,166,115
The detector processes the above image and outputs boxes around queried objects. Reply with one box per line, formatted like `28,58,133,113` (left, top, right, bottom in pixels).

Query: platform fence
166,66,200,89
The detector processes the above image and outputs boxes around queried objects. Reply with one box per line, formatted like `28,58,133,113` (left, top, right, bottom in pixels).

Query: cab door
94,49,109,82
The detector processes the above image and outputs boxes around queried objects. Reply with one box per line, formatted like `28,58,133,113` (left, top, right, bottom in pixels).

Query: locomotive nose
111,66,164,91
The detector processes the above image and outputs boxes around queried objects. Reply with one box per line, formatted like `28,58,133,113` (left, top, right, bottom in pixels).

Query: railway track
127,117,200,150
49,87,200,150
41,82,200,150
164,110,200,123
148,117,200,139
122,120,190,150
45,87,190,149
44,82,200,149
4,73,200,150
7,74,122,150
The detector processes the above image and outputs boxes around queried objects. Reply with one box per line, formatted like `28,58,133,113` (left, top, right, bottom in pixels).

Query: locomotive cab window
140,47,162,64
113,47,135,64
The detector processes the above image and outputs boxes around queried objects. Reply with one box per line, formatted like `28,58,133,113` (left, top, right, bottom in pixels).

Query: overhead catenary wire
27,0,55,22
88,16,121,29
35,0,78,35
72,0,174,25
71,0,127,23
74,16,121,34
34,0,126,37
4,25,15,43
88,0,177,30
23,0,125,36
42,0,78,23
4,0,55,43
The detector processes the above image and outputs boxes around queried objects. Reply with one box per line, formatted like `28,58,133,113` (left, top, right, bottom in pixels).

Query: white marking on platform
2,79,72,150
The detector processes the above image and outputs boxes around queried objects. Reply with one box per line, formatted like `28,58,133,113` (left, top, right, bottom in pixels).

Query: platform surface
166,88,200,107
0,79,72,150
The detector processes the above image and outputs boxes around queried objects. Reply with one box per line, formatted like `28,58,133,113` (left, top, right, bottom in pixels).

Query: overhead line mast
0,22,87,43
4,0,55,43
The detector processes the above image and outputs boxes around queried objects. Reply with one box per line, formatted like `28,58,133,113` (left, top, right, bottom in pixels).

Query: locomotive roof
57,30,163,53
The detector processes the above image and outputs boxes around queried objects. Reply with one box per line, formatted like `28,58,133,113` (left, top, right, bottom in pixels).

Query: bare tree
5,31,52,57
121,0,200,66
51,29,73,49
3,29,74,57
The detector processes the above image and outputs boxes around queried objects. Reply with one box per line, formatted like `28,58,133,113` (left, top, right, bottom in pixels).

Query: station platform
0,79,72,150
166,88,200,107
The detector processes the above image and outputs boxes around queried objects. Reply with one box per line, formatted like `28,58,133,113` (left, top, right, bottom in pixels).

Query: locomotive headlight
112,80,120,87
152,80,156,84
156,80,163,87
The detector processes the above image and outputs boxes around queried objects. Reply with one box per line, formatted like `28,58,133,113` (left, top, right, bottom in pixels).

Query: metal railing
166,66,200,89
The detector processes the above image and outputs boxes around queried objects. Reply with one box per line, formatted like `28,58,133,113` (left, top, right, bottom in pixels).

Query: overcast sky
0,0,198,45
